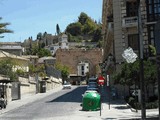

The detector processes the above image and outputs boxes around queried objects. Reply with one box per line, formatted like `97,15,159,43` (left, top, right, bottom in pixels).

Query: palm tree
0,17,13,38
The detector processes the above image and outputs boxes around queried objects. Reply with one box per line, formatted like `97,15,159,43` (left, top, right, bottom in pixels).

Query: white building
58,34,69,49
45,33,69,56
77,61,89,77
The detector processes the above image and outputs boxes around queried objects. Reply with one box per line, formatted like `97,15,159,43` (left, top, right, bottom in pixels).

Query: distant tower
58,34,69,49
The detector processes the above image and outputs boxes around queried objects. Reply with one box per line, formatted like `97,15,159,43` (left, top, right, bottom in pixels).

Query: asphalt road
0,86,158,120
0,86,86,120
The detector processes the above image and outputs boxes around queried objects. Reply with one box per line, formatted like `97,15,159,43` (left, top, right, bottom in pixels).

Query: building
0,42,23,56
0,50,29,72
102,0,160,99
45,33,69,56
102,0,160,71
56,48,103,84
22,55,39,66
69,42,98,49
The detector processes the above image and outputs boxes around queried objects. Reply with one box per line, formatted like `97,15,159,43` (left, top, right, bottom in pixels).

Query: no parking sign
98,76,105,85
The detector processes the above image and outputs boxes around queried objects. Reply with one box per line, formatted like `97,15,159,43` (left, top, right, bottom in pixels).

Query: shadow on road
47,86,86,103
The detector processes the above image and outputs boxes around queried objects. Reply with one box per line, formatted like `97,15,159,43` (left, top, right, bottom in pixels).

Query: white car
63,83,71,89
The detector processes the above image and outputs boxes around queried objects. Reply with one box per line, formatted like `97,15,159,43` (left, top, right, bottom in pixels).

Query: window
50,47,54,50
128,34,139,50
147,25,155,56
126,1,138,17
81,66,84,70
146,0,160,22
82,71,84,75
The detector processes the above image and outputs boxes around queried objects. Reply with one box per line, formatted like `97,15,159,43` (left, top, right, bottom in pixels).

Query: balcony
108,22,113,31
122,16,138,28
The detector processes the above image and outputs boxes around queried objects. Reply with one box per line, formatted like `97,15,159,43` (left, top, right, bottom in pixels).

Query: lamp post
137,0,146,119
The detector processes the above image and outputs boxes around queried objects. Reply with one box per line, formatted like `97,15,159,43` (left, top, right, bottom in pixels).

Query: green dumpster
82,91,100,111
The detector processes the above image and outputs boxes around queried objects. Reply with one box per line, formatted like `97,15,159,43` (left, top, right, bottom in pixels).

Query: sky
0,0,103,42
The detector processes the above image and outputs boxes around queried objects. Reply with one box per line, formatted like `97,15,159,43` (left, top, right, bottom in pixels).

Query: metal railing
122,16,138,28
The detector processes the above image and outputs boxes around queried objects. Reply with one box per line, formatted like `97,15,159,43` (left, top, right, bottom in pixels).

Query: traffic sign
98,76,105,85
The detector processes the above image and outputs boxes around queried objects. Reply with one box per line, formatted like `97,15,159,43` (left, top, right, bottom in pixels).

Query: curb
126,103,138,113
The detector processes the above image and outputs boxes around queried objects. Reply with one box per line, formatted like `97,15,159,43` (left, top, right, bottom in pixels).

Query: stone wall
56,48,103,76
4,76,62,103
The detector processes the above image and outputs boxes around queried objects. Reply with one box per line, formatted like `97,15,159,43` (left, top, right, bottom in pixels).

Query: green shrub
126,96,158,109
146,101,158,109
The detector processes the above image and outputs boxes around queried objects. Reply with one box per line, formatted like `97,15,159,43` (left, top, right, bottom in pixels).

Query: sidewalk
100,100,159,120
0,86,63,115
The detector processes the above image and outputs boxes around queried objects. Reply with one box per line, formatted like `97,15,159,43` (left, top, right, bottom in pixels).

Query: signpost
98,75,105,116
122,47,138,63
98,76,105,85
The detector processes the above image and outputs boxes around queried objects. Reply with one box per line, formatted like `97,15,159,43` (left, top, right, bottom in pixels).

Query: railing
122,16,138,28
108,22,114,31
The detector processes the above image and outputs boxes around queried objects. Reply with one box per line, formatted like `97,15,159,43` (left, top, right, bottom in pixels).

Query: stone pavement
0,85,159,120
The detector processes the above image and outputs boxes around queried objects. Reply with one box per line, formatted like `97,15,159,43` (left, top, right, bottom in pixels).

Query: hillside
65,12,103,47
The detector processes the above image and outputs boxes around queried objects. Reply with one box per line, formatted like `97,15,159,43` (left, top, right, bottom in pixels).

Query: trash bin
40,81,46,93
82,91,100,111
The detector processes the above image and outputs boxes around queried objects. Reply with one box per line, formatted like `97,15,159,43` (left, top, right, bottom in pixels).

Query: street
0,86,159,120
0,86,86,120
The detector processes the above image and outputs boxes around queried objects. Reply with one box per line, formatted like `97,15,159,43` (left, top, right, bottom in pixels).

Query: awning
0,79,13,83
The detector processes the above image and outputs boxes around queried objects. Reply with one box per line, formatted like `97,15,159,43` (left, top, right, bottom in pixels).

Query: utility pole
154,20,160,120
137,0,146,119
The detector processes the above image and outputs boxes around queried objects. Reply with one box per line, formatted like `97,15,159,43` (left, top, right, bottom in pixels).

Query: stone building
102,0,160,98
45,33,69,56
102,0,160,71
56,48,103,84
0,42,23,56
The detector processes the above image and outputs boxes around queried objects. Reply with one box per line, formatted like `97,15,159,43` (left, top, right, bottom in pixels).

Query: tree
29,64,46,77
38,48,52,57
143,59,157,100
31,43,39,55
65,22,82,36
0,58,17,81
65,12,103,44
0,17,13,38
56,24,61,35
92,27,102,42
55,62,70,83
43,31,47,38
113,59,157,100
149,45,156,56
37,32,42,40
78,12,89,25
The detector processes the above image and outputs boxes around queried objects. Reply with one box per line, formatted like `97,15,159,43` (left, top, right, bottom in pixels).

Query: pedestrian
0,94,6,109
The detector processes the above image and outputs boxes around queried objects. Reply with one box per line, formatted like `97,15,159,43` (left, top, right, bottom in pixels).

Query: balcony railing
122,16,138,28
108,22,113,31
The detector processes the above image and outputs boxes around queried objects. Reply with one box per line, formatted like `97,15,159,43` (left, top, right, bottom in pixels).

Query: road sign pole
100,85,102,116
106,74,110,110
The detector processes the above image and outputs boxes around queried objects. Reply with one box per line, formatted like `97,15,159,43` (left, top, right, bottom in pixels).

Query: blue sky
0,0,102,42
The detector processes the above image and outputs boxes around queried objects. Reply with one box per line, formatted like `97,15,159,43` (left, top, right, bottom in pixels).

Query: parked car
87,85,99,92
63,82,71,89
87,80,99,92
88,77,98,83
88,82,98,87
